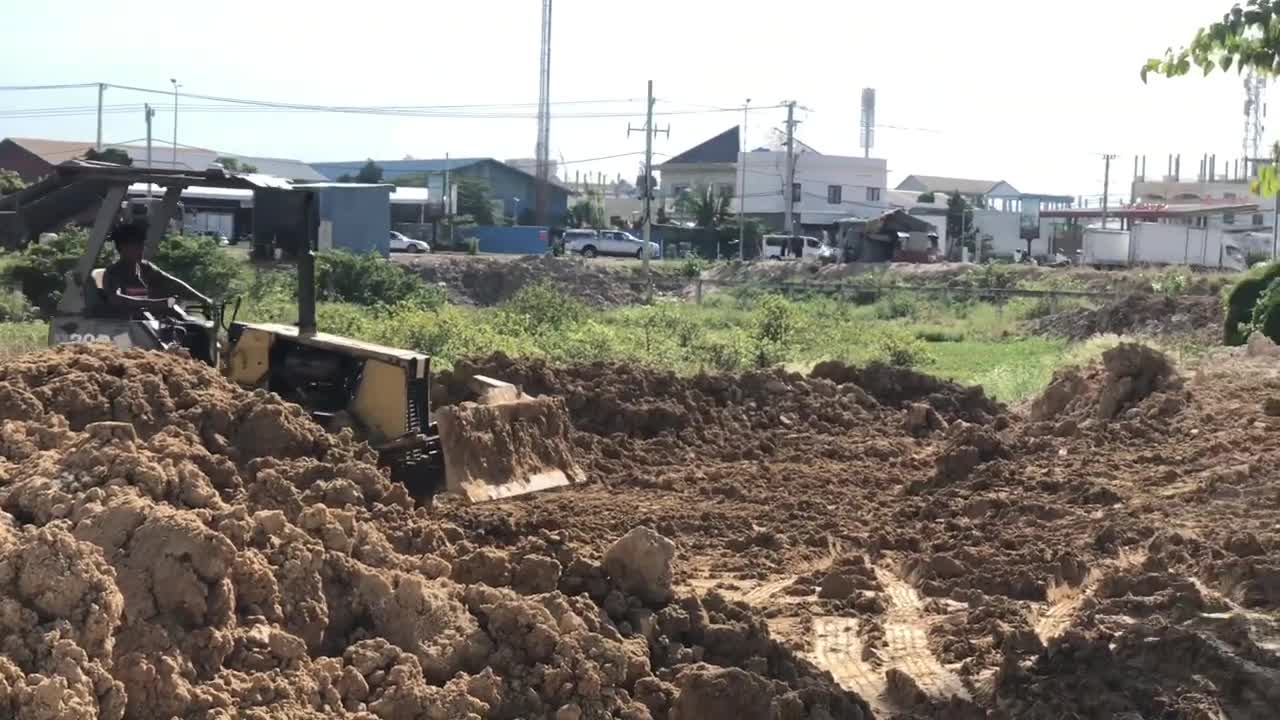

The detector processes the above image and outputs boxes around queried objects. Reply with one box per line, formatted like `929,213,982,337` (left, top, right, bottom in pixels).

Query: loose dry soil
3,340,1280,719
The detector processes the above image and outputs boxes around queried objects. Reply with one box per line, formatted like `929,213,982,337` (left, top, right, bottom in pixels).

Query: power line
0,83,100,91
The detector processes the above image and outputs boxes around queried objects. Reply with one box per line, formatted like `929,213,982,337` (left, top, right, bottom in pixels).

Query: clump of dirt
0,343,868,719
409,255,690,307
1030,343,1182,425
1027,293,1223,343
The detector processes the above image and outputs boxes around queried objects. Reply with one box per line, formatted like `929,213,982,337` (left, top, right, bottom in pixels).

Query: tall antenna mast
1244,69,1267,167
535,0,553,225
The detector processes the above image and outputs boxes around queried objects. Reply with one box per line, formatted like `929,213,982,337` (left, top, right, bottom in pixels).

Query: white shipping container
1082,228,1130,266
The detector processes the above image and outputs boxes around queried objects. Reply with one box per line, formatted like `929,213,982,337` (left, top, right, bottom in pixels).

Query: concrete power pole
738,98,750,261
144,103,156,198
95,83,105,152
628,81,668,301
783,101,797,236
1101,154,1117,231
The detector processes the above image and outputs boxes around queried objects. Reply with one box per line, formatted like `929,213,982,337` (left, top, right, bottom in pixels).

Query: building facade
310,157,572,221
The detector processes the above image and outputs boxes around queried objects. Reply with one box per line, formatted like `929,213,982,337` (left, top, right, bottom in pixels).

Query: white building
1131,178,1273,232
657,126,889,231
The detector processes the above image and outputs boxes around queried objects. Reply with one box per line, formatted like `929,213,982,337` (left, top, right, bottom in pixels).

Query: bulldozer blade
435,386,583,503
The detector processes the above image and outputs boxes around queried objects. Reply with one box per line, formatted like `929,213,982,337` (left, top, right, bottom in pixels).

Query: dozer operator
98,221,218,364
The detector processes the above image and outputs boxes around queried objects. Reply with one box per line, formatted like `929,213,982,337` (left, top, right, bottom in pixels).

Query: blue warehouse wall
460,225,550,254
316,186,391,255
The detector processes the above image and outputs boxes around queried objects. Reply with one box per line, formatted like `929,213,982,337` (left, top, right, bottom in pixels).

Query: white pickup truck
564,229,660,259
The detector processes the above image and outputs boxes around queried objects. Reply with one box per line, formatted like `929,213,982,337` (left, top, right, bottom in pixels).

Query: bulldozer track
809,567,969,712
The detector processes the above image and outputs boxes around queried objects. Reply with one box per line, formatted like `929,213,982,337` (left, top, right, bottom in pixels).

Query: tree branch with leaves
1142,1,1280,81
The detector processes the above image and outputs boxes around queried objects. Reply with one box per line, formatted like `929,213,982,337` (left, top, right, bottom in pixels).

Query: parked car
564,228,659,258
763,235,834,262
389,231,430,253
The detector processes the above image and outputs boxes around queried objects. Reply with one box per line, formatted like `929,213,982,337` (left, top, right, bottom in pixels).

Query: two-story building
658,126,889,236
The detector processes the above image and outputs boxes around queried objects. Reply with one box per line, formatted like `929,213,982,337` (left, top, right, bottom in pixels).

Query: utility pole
444,152,451,244
1101,154,1116,231
783,101,798,237
95,83,105,152
170,79,180,169
738,98,750,261
144,104,156,198
628,80,668,301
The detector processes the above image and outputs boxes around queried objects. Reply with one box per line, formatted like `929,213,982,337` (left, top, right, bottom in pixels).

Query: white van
762,235,834,261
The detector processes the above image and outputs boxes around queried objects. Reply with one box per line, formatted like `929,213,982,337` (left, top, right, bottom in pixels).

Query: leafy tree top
355,159,384,184
1142,1,1280,81
215,156,258,174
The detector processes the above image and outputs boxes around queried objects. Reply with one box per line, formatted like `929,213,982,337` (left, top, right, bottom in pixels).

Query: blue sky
0,0,1260,199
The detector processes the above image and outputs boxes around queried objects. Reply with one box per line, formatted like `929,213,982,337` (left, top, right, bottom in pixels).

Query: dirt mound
409,255,690,307
810,360,1005,425
0,344,867,719
1029,343,1182,428
1028,293,1223,343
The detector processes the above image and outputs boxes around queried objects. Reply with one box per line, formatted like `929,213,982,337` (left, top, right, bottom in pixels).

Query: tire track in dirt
1034,550,1146,645
809,567,970,714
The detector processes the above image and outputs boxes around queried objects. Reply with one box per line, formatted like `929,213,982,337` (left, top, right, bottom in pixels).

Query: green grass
0,246,1148,405
0,322,44,358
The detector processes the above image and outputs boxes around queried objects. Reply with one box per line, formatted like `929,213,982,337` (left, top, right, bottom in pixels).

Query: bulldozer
0,161,581,502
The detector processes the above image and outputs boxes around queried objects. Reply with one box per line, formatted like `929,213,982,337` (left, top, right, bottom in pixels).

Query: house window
827,185,842,204
1254,213,1265,226
866,187,882,202
718,183,734,198
1224,193,1236,224
672,184,689,197
791,183,801,203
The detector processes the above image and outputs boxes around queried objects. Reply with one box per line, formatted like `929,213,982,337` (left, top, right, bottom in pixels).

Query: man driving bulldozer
102,222,210,317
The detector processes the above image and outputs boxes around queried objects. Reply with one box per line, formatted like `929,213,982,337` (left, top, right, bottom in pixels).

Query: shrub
2,227,102,312
498,281,586,336
1150,268,1189,299
915,327,965,343
464,237,480,255
696,329,751,372
153,233,243,299
315,250,437,307
874,330,935,368
1250,277,1280,343
681,251,706,279
874,293,920,320
750,294,803,367
1223,261,1280,344
0,290,35,322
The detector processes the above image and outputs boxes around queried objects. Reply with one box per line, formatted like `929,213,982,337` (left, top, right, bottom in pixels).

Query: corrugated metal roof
309,158,488,180
2,137,328,182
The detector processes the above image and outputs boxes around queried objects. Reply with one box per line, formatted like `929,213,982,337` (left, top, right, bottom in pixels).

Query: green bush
2,227,103,312
1250,277,1280,343
464,237,480,255
1223,261,1280,344
498,281,586,336
914,327,965,343
696,329,751,372
315,250,440,308
681,251,706,279
153,233,243,299
0,290,35,322
874,293,920,320
1150,268,1189,299
874,329,935,368
750,294,803,367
